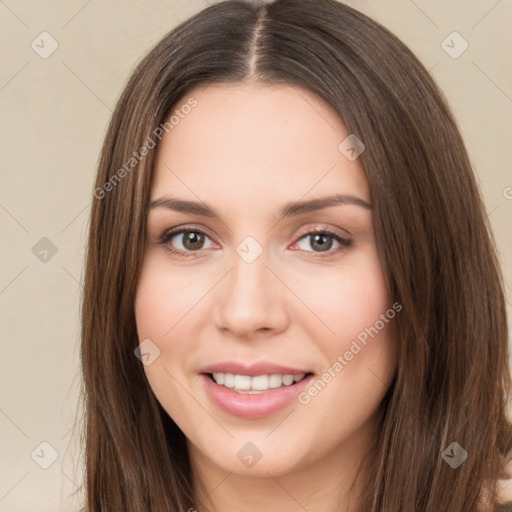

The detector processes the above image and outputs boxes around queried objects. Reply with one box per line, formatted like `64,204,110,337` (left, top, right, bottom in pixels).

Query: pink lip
200,361,311,377
200,373,315,420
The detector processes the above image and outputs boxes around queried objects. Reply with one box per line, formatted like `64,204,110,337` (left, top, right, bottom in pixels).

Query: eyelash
158,225,353,259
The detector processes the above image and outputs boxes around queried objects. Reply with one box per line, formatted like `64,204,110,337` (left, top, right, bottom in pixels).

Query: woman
79,0,512,510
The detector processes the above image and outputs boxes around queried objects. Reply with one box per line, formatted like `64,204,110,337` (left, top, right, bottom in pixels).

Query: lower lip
201,373,315,419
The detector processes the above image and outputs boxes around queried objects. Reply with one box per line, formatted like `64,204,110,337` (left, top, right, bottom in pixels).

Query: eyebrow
149,193,372,219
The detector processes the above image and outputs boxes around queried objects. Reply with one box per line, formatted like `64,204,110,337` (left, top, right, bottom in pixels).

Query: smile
201,370,315,419
209,372,309,394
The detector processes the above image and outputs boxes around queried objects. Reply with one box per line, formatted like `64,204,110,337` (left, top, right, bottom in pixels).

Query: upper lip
200,361,313,377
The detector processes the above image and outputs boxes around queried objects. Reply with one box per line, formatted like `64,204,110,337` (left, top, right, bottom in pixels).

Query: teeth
224,373,235,388
211,372,307,393
282,374,294,386
252,375,268,390
268,374,283,388
234,375,251,390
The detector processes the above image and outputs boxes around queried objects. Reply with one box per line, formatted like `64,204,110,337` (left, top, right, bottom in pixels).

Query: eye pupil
183,231,204,250
311,234,333,252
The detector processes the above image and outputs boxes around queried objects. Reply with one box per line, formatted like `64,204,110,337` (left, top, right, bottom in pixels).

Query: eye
158,226,215,257
158,225,352,258
292,228,352,256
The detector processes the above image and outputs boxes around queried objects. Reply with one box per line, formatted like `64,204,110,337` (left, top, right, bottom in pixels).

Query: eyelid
293,224,352,240
160,224,215,241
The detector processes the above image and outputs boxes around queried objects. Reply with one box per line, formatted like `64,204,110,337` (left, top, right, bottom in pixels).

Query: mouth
204,371,314,394
200,369,316,419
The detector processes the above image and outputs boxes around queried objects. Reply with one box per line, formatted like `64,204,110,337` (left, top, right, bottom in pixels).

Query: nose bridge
232,241,268,296
215,236,286,336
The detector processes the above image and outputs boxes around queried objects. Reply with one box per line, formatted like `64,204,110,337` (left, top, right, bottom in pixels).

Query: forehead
152,82,370,207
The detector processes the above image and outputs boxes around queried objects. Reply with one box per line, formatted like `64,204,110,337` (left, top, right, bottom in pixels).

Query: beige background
0,1,510,510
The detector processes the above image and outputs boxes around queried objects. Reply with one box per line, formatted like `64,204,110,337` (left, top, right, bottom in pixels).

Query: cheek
134,259,190,380
134,262,195,418
298,251,397,423
134,256,201,340
293,248,396,393
134,254,216,386
289,248,390,345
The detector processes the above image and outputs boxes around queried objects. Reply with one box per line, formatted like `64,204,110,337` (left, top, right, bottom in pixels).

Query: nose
214,246,289,339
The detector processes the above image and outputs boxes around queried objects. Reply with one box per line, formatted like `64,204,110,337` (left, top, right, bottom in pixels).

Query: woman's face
135,82,398,478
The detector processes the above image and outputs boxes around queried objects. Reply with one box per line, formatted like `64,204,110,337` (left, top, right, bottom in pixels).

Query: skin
135,82,398,512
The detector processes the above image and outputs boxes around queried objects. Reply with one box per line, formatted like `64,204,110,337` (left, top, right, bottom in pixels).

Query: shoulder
496,466,512,511
485,457,512,511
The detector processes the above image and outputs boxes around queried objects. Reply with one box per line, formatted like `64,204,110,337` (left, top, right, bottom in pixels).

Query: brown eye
309,233,334,252
159,227,215,257
180,231,206,251
294,229,352,256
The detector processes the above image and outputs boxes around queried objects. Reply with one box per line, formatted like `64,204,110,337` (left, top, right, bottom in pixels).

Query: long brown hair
78,0,512,510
